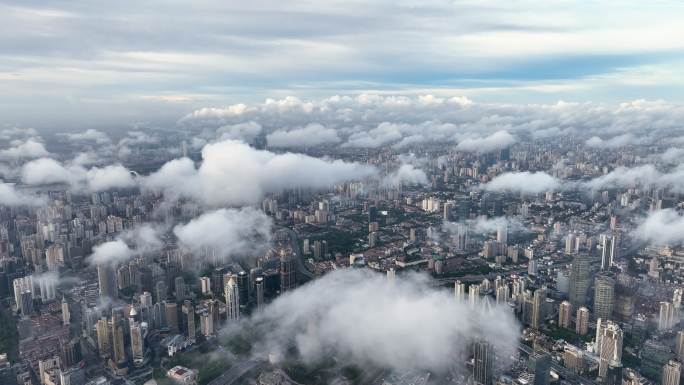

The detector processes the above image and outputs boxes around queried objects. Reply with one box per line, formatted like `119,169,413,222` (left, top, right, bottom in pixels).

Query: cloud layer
482,171,560,194
144,139,376,206
245,268,519,373
173,207,272,260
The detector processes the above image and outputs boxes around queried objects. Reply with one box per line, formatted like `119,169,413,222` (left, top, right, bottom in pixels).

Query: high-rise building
97,265,117,299
129,313,146,366
182,300,195,342
155,280,167,302
174,276,186,300
495,285,509,304
528,351,551,385
532,288,546,329
595,319,623,379
387,268,396,282
469,284,480,307
255,276,265,308
237,271,249,308
662,360,681,385
569,254,592,308
658,302,675,331
200,277,211,295
224,275,240,322
111,313,126,365
279,249,296,293
676,330,684,362
455,281,465,302
96,317,112,358
593,274,615,321
165,301,179,333
200,310,214,337
600,234,615,271
576,307,589,335
473,340,494,385
497,225,507,246
61,296,70,325
559,300,572,329
60,338,82,368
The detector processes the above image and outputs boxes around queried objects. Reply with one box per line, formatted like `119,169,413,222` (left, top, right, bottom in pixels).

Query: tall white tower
224,275,240,322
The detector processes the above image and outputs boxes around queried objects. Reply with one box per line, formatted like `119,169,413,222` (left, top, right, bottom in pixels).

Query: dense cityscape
2,2,684,385
0,96,683,385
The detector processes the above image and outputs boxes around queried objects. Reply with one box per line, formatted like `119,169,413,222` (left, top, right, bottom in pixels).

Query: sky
2,0,684,129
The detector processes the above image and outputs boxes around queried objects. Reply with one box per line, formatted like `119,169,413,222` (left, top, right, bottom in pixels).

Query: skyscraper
237,271,249,308
165,301,179,333
576,307,589,335
111,313,126,366
181,300,195,342
97,265,117,299
600,234,615,271
559,300,572,329
455,281,465,302
676,330,684,362
532,288,546,329
595,319,623,379
658,302,675,331
61,296,70,325
129,314,146,366
594,274,615,321
255,276,265,308
662,360,681,385
528,351,551,385
96,317,111,358
469,284,480,307
279,249,296,293
569,254,592,308
174,276,186,300
224,275,240,322
473,340,494,385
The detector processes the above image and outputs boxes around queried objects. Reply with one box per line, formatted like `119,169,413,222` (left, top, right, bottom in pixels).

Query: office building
224,275,240,322
569,254,592,308
559,300,572,329
594,274,615,321
576,307,589,335
473,340,494,385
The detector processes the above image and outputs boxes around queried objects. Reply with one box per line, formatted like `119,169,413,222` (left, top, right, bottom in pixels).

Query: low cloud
633,209,684,246
0,182,45,207
482,171,559,194
244,269,519,373
173,207,272,261
267,123,341,148
143,139,376,206
89,224,163,266
455,130,515,153
216,121,262,142
446,216,526,235
583,164,684,192
585,133,645,148
382,164,428,187
21,158,136,192
0,139,50,160
65,129,111,144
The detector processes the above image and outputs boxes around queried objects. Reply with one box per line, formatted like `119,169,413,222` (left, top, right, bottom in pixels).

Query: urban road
206,359,265,385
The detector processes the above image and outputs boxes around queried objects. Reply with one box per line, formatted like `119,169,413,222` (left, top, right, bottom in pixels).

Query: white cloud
267,123,341,148
143,139,376,206
584,133,645,148
456,130,515,153
216,121,262,142
0,139,50,159
383,164,428,187
661,148,684,164
89,239,133,266
21,157,136,192
633,209,684,246
246,268,519,373
173,207,272,260
483,171,559,194
0,182,45,207
65,129,111,144
89,224,163,266
582,164,684,192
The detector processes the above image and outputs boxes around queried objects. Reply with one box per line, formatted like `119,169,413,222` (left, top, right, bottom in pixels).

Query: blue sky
1,0,684,129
